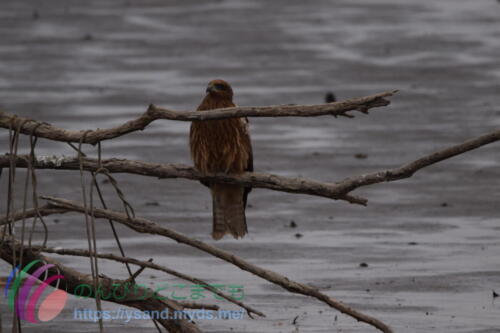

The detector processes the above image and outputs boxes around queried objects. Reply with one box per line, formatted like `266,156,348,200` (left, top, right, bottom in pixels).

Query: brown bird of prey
189,79,253,240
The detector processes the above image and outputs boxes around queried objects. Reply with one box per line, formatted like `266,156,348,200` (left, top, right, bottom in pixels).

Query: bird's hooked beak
206,83,215,94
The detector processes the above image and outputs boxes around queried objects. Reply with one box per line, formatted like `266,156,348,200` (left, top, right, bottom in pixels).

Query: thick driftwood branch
0,91,396,145
42,196,394,333
0,239,202,333
0,156,366,205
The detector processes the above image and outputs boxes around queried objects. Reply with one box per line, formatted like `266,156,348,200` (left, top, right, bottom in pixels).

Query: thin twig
78,133,105,333
0,205,68,226
176,301,219,311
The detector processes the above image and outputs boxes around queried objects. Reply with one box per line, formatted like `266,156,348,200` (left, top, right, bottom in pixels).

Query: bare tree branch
0,155,367,205
0,91,396,145
176,301,219,311
0,204,68,226
42,196,394,333
0,239,202,333
332,128,500,195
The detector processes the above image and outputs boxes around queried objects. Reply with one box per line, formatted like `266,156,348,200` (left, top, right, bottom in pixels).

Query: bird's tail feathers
211,184,247,240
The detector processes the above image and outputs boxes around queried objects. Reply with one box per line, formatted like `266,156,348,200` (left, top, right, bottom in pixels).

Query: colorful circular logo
4,260,68,323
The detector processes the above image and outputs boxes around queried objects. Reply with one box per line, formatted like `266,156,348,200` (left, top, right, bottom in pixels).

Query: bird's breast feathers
190,92,252,174
190,117,251,174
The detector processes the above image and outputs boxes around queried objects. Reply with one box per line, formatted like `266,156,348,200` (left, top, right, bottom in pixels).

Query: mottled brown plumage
189,79,253,240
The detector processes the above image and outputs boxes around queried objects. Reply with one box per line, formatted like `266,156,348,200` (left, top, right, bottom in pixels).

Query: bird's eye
214,83,226,91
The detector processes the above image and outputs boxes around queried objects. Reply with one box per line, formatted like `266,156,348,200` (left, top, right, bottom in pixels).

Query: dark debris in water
354,153,368,159
83,33,94,41
325,92,337,103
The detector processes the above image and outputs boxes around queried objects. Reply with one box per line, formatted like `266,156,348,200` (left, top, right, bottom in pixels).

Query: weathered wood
332,128,500,194
0,91,396,145
0,155,367,205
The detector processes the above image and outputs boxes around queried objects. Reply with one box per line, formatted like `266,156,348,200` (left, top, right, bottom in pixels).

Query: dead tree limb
0,155,367,205
0,204,68,226
0,91,396,145
176,301,219,311
0,239,202,333
332,128,500,195
42,196,394,333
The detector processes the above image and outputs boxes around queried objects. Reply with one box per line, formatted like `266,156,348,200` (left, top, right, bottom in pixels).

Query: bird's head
205,79,233,100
